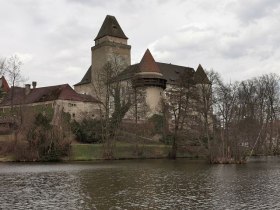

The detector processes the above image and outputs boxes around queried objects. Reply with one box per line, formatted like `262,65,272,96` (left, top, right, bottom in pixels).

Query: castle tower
75,15,131,98
92,15,131,83
133,49,167,115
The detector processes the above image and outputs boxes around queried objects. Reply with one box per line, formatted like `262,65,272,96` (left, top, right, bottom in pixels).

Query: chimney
25,84,31,95
32,81,37,89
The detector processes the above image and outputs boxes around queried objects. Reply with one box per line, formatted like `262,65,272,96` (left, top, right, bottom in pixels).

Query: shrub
71,119,102,143
148,114,165,135
23,112,71,161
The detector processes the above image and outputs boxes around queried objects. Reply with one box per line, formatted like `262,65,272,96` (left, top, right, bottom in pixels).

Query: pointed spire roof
94,15,128,41
139,49,161,73
0,76,10,92
194,64,210,84
74,66,92,86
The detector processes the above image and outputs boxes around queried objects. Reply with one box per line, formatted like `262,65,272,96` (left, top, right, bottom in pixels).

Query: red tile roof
0,76,10,93
0,84,100,106
139,49,161,74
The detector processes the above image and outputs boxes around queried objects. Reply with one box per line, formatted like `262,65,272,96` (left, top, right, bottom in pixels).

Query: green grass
71,144,104,161
0,142,197,162
71,143,174,160
0,155,14,162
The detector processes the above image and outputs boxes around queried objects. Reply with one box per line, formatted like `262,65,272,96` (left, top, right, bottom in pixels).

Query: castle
74,15,210,123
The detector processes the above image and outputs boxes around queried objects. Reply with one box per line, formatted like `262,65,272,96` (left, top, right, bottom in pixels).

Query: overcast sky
0,0,280,87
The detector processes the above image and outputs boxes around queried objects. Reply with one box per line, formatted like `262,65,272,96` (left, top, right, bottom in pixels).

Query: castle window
72,113,75,118
68,103,76,107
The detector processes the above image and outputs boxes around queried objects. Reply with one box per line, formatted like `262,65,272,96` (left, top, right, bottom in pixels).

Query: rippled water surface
1,157,280,209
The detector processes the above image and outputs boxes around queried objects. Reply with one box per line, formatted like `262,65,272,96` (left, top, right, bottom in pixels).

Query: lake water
0,157,280,209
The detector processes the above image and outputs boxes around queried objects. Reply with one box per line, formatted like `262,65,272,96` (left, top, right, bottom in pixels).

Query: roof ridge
30,83,69,90
156,62,194,69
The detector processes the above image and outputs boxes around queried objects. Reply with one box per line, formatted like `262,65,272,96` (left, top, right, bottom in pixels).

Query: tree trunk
170,125,178,159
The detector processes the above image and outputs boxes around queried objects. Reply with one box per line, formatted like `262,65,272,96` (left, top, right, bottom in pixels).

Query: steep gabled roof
158,63,195,85
0,76,10,92
112,63,139,82
74,66,92,86
94,15,128,41
139,49,161,73
194,64,210,84
0,84,100,106
112,62,195,85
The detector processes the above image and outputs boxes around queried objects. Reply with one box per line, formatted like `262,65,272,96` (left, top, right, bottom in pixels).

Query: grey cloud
47,19,91,45
66,0,108,7
1,0,280,87
228,0,280,24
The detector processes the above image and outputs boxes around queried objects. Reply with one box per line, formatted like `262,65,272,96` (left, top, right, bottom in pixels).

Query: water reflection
0,158,280,209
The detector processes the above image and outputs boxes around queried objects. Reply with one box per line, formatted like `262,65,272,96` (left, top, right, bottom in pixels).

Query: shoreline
0,156,204,163
1,154,279,163
0,142,201,162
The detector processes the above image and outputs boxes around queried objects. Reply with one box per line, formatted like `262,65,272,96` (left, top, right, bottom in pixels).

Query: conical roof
94,15,128,41
139,49,161,73
0,76,10,92
74,66,91,86
194,64,210,84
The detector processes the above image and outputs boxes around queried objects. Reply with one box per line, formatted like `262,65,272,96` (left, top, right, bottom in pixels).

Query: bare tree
211,72,280,163
0,58,7,99
215,81,240,162
236,74,280,156
5,55,25,111
0,57,6,76
195,70,220,162
91,54,131,159
164,71,196,159
5,55,23,86
253,74,280,154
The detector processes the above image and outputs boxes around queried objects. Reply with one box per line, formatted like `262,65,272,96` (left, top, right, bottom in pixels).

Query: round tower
132,49,167,115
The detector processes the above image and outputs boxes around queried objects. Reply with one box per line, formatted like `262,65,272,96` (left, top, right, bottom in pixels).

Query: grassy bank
71,143,170,160
0,155,13,162
0,141,200,161
0,137,14,161
70,143,198,160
